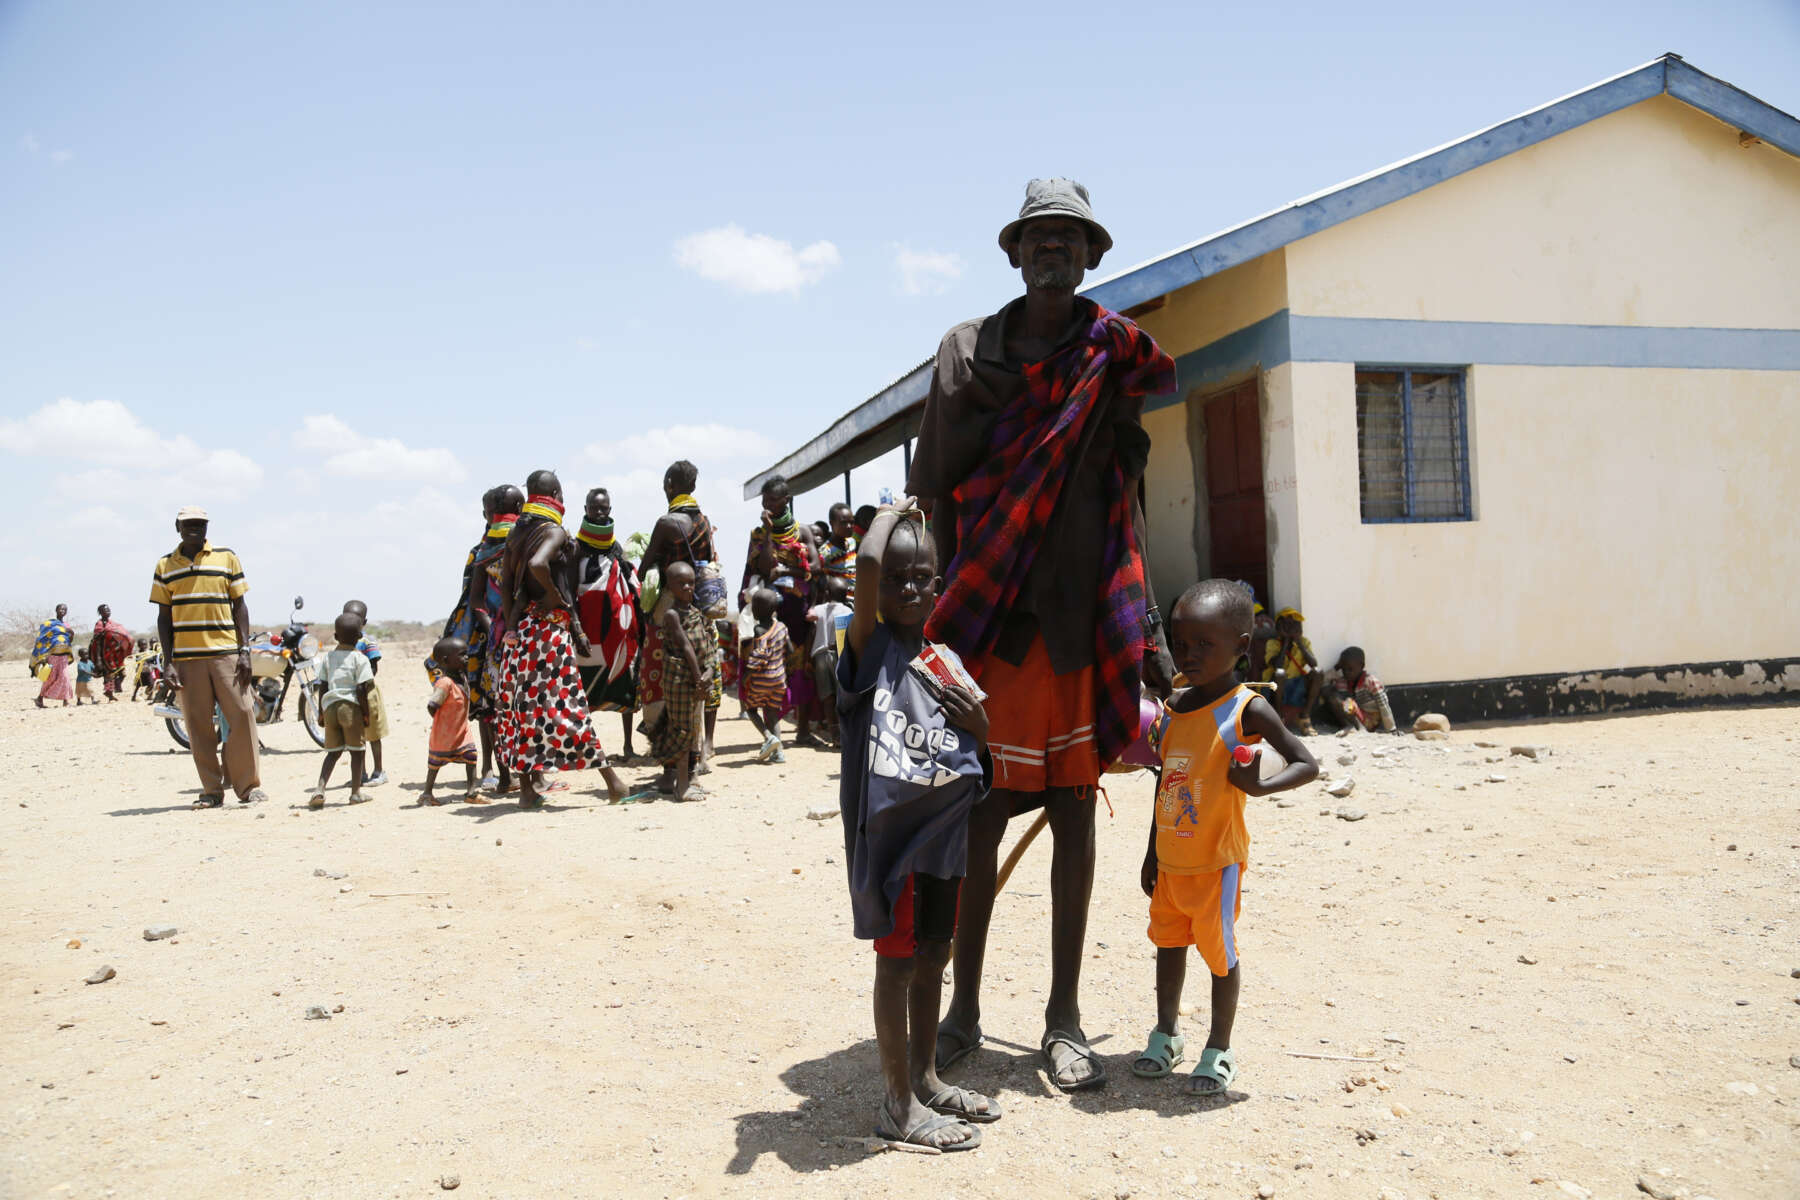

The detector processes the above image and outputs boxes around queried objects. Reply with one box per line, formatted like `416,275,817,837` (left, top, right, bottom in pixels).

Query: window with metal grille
1355,367,1472,522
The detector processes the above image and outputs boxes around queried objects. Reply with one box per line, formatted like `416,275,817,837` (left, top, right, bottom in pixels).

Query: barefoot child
75,650,97,705
310,613,375,809
423,636,483,806
1323,645,1398,733
130,637,159,701
644,562,715,801
807,575,852,742
1134,580,1318,1095
839,506,997,1152
342,600,389,785
740,588,790,763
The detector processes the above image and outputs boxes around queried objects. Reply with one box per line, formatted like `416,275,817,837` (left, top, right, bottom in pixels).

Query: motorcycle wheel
300,683,326,748
166,717,191,750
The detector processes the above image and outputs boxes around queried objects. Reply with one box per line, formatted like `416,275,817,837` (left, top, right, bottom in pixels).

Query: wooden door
1203,381,1268,603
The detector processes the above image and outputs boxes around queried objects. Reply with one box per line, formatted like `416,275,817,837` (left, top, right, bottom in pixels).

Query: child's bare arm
847,508,901,655
1141,803,1159,897
1229,695,1319,797
357,680,374,723
465,560,488,619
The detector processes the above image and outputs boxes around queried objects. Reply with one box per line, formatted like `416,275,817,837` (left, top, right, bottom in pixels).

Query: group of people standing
429,460,865,805
28,603,138,708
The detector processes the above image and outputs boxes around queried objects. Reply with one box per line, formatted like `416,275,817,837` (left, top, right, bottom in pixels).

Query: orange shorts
1148,863,1244,976
973,637,1098,794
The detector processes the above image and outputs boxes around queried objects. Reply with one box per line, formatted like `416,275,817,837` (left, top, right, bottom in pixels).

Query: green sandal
1188,1046,1237,1096
1131,1030,1186,1078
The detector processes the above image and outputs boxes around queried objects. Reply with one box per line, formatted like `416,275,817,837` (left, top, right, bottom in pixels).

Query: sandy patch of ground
2,653,1796,1199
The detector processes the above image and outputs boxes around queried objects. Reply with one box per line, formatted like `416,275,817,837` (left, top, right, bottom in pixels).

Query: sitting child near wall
1322,645,1398,733
1259,607,1321,735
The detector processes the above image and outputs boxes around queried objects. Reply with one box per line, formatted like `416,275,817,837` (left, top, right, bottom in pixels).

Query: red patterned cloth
496,608,609,774
925,305,1173,770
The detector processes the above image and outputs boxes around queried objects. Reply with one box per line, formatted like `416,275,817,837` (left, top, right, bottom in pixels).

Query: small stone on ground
84,965,115,984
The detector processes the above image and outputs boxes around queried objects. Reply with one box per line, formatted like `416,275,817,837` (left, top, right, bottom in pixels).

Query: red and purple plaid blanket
925,306,1174,769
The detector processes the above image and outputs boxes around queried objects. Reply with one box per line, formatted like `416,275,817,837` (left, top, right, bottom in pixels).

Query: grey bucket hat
997,177,1114,259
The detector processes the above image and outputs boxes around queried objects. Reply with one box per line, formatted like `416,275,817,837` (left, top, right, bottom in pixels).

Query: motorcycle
154,596,326,749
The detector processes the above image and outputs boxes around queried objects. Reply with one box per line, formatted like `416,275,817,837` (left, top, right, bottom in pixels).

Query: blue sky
4,0,1796,628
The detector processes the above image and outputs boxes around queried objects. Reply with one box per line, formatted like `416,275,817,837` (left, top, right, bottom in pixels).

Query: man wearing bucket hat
150,506,268,808
907,178,1177,1092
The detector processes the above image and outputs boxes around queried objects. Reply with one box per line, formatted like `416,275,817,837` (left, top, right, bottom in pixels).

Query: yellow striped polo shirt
148,541,249,660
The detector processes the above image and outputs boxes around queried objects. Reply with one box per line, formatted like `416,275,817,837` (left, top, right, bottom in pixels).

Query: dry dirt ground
3,649,1796,1200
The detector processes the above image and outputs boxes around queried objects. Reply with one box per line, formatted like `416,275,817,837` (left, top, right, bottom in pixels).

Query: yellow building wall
1141,403,1197,610
1284,96,1800,327
1132,250,1291,606
1131,248,1288,358
1289,363,1800,684
1261,363,1303,612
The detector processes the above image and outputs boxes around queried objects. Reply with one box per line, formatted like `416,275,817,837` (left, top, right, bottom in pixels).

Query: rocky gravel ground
2,657,1795,1199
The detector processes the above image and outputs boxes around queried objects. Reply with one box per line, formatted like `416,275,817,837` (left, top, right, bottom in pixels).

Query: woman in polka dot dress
495,470,630,808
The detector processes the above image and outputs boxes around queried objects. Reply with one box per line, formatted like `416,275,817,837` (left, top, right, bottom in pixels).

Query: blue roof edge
746,55,1799,498
1664,57,1800,159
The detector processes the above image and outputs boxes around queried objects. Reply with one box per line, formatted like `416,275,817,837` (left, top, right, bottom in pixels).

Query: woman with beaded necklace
494,470,629,808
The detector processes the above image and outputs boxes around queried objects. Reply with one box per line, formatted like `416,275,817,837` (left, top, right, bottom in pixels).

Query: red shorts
973,636,1099,794
873,873,961,959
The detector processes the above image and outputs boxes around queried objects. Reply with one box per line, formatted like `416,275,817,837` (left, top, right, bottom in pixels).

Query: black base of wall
1382,656,1800,727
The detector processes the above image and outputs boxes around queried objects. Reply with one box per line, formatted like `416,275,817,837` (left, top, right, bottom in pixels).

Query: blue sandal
1188,1046,1237,1096
1131,1030,1186,1078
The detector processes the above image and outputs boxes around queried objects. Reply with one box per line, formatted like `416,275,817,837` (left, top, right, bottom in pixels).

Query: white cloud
2,397,171,464
894,246,964,296
19,133,73,163
293,414,467,483
589,422,778,469
673,224,840,294
3,397,266,499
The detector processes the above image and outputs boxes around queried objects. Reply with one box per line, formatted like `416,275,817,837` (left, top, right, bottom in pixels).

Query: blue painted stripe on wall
1151,311,1800,408
1151,310,1291,410
1294,316,1800,371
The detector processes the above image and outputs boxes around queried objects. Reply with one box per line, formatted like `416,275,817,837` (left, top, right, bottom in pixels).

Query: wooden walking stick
949,810,1049,958
994,811,1049,895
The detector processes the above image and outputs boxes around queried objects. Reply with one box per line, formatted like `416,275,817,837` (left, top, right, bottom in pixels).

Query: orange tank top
1150,685,1258,874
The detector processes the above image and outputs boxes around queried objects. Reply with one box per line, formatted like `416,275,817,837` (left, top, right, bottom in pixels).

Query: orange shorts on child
1148,862,1243,976
973,637,1099,793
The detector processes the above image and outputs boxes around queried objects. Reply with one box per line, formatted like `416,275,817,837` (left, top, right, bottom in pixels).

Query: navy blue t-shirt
837,624,988,941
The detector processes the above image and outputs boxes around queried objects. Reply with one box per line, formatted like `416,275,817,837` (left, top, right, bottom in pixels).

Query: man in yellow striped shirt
150,506,267,809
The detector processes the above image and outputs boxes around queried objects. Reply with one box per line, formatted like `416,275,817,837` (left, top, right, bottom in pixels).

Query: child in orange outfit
1134,580,1318,1096
422,636,482,806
